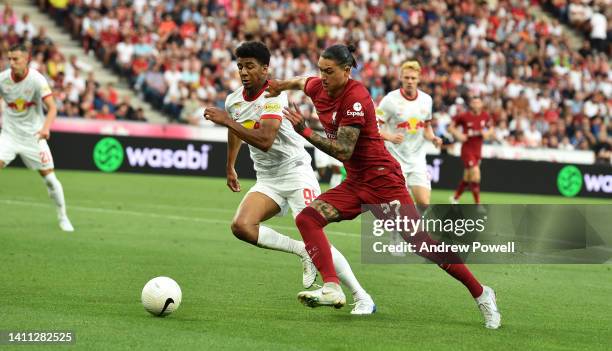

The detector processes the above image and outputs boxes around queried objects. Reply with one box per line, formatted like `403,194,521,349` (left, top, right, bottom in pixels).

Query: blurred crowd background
1,0,610,163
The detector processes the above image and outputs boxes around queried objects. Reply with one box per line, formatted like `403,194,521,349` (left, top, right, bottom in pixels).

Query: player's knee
230,219,253,241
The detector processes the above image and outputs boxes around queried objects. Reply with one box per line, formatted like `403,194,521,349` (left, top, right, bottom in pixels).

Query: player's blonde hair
401,60,422,73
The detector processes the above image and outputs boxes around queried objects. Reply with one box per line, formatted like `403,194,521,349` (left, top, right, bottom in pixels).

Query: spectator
593,129,611,164
95,104,115,120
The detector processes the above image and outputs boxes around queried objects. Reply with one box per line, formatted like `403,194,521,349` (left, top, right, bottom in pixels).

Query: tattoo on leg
311,199,341,222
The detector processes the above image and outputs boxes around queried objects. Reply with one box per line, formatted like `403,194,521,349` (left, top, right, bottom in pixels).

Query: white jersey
376,88,433,169
225,84,311,178
0,68,52,138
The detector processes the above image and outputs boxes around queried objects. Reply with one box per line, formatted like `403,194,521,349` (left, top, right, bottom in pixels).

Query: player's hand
389,133,404,144
265,80,283,98
283,103,306,134
203,107,230,126
36,128,50,140
456,134,467,142
432,136,443,148
226,168,241,192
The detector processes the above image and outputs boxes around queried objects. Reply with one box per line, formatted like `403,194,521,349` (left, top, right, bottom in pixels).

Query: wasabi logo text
125,144,211,170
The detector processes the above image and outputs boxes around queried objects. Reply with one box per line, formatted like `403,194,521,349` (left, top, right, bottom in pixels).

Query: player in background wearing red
448,96,494,205
267,44,501,328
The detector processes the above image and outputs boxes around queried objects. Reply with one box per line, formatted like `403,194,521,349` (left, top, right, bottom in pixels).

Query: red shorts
461,147,482,168
317,168,416,220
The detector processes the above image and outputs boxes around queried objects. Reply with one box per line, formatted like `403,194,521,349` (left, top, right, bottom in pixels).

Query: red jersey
453,111,490,154
304,77,402,182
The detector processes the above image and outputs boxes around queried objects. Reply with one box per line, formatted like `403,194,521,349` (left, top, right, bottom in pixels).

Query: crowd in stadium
0,4,145,122
543,0,610,55
7,0,611,161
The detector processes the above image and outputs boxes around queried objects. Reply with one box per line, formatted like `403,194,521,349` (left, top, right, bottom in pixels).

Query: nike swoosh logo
159,298,175,316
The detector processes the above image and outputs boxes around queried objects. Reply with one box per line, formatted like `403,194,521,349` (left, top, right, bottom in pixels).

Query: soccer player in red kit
448,96,494,204
267,45,501,328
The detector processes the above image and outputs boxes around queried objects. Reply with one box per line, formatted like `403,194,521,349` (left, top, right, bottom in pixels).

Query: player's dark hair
321,44,357,69
9,43,28,53
235,41,270,66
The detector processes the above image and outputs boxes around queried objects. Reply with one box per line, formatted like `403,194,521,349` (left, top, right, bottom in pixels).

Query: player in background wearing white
377,61,442,209
0,44,74,232
203,41,375,314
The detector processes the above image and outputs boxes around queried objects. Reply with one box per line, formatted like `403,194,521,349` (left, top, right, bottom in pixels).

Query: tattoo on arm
307,126,360,161
311,199,341,223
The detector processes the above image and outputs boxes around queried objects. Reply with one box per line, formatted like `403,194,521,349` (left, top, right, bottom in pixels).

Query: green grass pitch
1,168,610,350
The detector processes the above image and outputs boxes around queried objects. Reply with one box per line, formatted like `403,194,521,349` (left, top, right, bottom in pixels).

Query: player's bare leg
451,169,470,204
0,160,5,168
231,191,316,288
38,169,74,232
231,191,281,244
410,185,430,211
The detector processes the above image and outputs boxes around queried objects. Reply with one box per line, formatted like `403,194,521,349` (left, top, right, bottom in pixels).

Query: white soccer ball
141,276,182,316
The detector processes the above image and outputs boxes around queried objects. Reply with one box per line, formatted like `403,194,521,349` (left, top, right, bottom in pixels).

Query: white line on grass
0,198,361,238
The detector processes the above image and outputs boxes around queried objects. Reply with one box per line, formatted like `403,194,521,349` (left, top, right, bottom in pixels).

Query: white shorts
402,163,431,190
248,170,321,218
314,148,342,169
0,133,54,170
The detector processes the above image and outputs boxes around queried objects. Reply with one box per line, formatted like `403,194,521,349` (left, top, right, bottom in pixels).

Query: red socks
455,181,481,204
471,182,481,204
454,180,468,200
439,264,484,298
295,207,339,284
407,231,484,298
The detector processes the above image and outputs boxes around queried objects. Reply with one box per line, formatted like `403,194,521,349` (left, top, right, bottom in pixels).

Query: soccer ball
141,276,182,316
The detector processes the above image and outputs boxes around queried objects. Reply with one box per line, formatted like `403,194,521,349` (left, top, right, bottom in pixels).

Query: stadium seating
0,3,143,122
33,0,610,159
542,0,610,55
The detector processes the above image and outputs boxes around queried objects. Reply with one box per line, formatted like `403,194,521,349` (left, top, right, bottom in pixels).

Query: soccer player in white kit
376,61,442,208
203,41,375,314
0,44,74,232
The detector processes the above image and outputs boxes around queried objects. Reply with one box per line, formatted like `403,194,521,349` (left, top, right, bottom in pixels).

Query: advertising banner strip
9,132,609,198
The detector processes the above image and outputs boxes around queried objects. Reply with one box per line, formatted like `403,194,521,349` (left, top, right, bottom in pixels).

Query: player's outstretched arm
204,107,281,152
283,104,359,162
266,77,308,97
226,129,241,192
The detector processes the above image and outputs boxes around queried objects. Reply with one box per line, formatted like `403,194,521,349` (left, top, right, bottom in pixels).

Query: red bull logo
396,117,424,134
7,98,35,112
241,120,260,129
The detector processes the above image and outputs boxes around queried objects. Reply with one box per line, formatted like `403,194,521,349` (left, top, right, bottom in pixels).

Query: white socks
43,172,67,219
330,173,343,188
256,225,368,299
257,225,304,255
330,246,368,299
